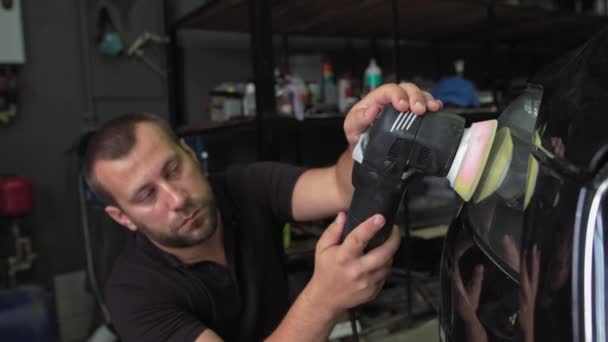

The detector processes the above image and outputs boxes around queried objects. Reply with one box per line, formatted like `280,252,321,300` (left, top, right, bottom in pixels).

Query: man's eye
139,189,155,202
168,162,181,178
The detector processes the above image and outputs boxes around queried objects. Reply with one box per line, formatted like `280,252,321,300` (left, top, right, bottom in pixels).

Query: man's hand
343,83,443,147
519,244,540,342
453,242,484,324
304,212,401,315
503,234,521,273
292,83,442,222
452,241,488,342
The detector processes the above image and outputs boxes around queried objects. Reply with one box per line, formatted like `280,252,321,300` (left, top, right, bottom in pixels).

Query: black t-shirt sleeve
225,162,305,223
106,280,207,342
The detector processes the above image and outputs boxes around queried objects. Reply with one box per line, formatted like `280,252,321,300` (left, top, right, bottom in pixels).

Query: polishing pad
447,119,498,201
473,127,513,203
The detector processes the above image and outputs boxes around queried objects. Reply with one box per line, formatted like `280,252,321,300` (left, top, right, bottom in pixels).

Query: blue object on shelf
431,76,480,108
0,286,58,342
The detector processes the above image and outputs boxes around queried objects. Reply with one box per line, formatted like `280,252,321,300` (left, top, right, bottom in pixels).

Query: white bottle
365,59,382,92
454,59,465,77
338,74,352,113
243,82,256,117
322,63,338,107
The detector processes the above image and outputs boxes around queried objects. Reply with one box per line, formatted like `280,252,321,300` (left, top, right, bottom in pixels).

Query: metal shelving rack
166,0,608,136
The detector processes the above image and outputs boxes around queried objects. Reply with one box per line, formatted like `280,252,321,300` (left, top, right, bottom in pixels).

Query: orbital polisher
342,105,498,249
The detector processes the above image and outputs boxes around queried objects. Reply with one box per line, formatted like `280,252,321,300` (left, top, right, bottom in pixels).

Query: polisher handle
343,181,404,251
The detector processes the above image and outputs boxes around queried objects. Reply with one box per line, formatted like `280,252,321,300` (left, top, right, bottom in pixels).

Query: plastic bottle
243,82,256,117
322,62,337,107
338,73,352,113
454,59,465,77
279,73,293,115
308,81,320,105
365,58,382,92
290,75,306,120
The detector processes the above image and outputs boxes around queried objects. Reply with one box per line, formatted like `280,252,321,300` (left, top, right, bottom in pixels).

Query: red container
0,177,33,216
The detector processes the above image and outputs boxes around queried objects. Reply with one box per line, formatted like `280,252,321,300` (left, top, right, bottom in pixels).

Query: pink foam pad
456,120,497,198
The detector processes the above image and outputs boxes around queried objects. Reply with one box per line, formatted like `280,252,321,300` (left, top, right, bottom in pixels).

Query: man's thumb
316,212,346,251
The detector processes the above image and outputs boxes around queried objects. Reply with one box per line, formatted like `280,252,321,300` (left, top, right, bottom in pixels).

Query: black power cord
349,309,359,342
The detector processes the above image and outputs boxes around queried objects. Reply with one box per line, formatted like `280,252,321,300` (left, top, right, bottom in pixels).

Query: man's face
95,122,218,248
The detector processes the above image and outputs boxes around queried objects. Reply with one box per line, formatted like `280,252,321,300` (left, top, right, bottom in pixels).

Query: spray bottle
365,59,382,93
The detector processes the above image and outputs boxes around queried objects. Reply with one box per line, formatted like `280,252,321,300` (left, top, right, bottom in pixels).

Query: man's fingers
503,234,521,272
398,82,429,115
359,83,411,112
339,214,386,258
468,264,484,302
424,91,443,111
346,83,414,130
454,240,474,260
344,83,441,145
343,106,374,145
531,244,541,289
316,212,346,252
344,84,407,144
453,258,467,295
369,265,392,285
360,83,441,117
521,249,530,288
359,226,400,271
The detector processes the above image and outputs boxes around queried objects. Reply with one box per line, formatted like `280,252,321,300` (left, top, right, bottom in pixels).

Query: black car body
439,27,608,342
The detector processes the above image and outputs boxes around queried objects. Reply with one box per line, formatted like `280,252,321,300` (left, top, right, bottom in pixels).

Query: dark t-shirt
105,162,305,342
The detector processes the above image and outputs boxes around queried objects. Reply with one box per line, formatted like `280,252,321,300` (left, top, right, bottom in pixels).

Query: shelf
175,107,499,136
445,105,498,115
177,113,345,136
178,117,256,135
176,0,608,44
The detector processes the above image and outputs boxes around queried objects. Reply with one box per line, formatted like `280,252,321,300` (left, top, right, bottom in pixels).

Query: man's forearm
291,147,354,221
334,146,355,208
265,283,341,342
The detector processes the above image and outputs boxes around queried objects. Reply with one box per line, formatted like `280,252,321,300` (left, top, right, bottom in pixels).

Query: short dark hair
84,113,179,205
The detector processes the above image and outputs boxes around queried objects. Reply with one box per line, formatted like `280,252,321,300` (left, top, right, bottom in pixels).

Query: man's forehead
135,121,175,145
95,122,178,197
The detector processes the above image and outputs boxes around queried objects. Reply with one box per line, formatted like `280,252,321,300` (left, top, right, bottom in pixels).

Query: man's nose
163,183,187,209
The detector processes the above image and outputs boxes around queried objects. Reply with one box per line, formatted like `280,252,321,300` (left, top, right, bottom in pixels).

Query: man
85,83,442,341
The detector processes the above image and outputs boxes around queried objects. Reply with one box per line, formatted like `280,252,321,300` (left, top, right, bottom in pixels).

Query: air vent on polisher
415,147,431,169
388,138,405,161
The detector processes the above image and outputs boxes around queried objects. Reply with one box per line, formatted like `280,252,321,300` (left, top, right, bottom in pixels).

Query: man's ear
179,138,199,163
105,205,138,232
